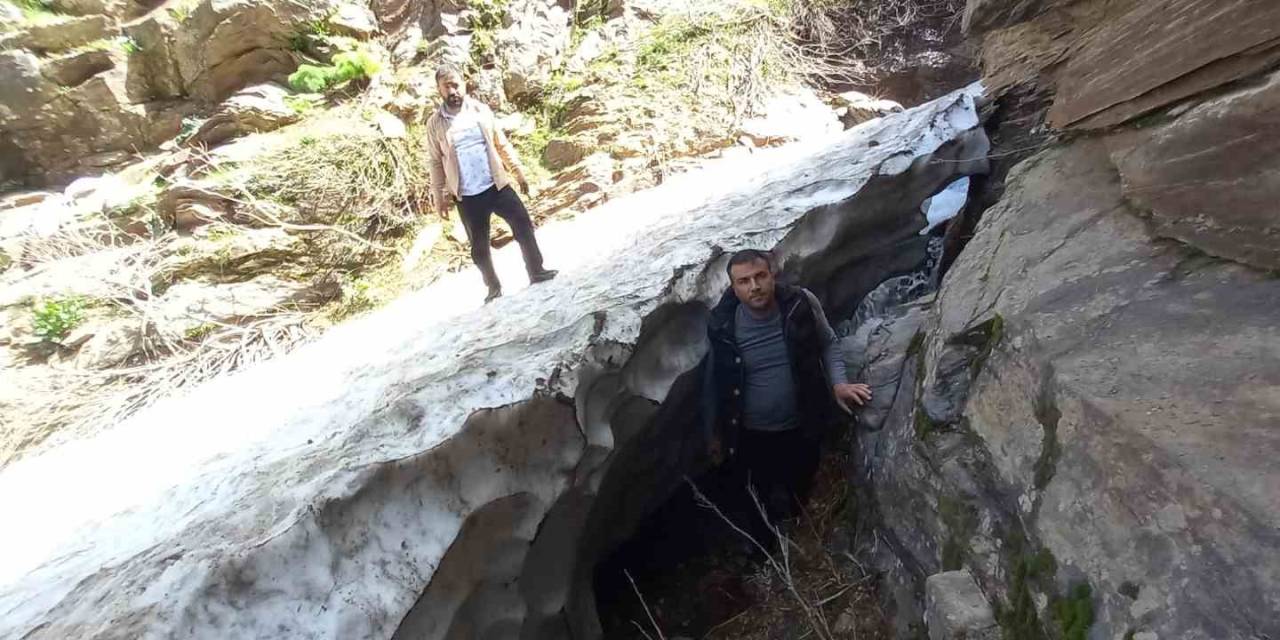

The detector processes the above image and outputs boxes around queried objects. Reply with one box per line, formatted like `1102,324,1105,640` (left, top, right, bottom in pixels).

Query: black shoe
529,269,558,284
484,286,502,303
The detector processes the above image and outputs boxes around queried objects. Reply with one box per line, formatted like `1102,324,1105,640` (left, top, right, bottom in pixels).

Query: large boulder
48,0,137,17
40,49,115,87
0,85,989,639
971,0,1280,130
327,2,379,38
1105,68,1280,271
496,0,572,99
0,46,193,183
925,570,998,640
184,83,299,148
0,14,114,54
170,0,335,102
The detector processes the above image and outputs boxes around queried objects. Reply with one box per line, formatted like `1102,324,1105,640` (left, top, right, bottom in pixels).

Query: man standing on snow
702,249,872,523
425,63,557,303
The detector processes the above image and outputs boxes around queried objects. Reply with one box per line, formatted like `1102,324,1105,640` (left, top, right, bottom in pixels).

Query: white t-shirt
443,107,496,197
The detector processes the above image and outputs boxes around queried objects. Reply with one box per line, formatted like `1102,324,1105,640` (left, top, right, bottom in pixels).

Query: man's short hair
725,249,773,277
435,63,463,83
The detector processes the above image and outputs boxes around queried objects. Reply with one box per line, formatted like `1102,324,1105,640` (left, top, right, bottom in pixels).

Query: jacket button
734,357,741,364
731,418,738,425
732,388,741,396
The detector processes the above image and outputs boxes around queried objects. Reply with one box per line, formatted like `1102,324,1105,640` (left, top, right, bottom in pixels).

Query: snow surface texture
0,84,988,639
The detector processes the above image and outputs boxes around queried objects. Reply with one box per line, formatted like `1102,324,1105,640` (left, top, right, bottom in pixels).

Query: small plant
118,37,141,54
284,94,320,116
31,296,87,343
288,30,311,52
183,322,219,342
286,44,383,93
331,48,382,81
204,224,240,242
175,115,204,144
287,64,331,93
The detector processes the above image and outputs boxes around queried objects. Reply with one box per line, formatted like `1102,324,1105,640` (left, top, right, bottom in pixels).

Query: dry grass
0,100,452,467
687,448,890,640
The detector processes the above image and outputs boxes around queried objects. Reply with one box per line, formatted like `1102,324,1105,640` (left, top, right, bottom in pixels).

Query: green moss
1051,583,1095,640
998,552,1048,640
995,538,1094,640
914,404,937,439
1032,376,1062,491
995,535,1060,640
905,329,925,357
912,337,936,440
948,313,1004,379
937,495,978,571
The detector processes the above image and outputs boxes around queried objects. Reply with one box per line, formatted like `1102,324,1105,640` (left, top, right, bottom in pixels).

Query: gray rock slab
925,570,998,640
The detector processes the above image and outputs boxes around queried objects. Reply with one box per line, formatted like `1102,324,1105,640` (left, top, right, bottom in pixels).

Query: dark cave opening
591,431,892,640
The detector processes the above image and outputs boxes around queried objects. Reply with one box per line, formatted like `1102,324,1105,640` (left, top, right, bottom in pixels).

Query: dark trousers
456,185,546,289
731,427,821,540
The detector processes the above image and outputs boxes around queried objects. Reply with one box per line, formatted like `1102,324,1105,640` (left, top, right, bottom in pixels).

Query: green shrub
331,48,382,82
284,94,320,116
175,115,204,144
287,46,382,93
31,296,87,343
288,64,332,93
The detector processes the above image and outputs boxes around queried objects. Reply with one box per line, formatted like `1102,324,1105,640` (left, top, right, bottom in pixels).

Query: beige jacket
425,98,527,210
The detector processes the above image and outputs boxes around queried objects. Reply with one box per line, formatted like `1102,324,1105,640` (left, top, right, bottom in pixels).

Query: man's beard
446,95,463,109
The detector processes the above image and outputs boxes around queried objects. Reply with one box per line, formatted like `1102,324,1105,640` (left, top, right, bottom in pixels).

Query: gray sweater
734,290,847,431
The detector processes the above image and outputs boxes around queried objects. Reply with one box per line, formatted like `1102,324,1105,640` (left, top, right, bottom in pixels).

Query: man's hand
518,177,538,199
834,382,873,414
434,195,453,220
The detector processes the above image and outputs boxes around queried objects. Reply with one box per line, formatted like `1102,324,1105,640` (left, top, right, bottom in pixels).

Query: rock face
496,0,573,99
0,14,114,53
846,1,1280,638
0,86,989,639
925,570,998,640
0,0,337,184
185,83,300,148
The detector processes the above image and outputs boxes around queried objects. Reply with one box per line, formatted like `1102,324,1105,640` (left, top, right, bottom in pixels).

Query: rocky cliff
845,1,1280,639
